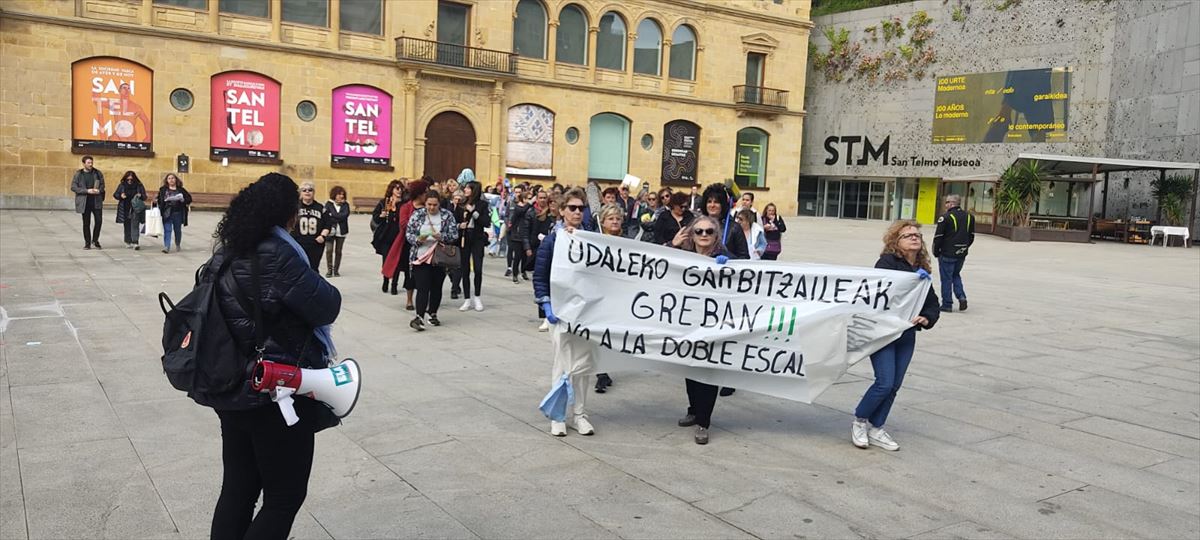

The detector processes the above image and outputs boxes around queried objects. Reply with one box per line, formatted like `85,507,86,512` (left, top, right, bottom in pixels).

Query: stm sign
823,135,890,166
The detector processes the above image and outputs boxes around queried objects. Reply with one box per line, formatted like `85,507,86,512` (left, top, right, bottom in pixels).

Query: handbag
144,207,163,237
433,243,461,268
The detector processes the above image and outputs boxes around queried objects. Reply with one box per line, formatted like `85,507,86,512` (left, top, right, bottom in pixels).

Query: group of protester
135,165,974,539
70,155,193,253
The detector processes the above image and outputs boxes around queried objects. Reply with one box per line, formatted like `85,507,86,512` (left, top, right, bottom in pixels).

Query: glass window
556,5,587,65
588,113,630,180
282,0,328,27
734,128,768,188
437,1,468,45
513,0,547,59
1036,180,1071,217
596,12,626,71
640,133,653,150
169,88,194,111
296,100,317,122
340,0,381,35
155,0,207,9
633,19,661,76
565,127,579,144
219,0,268,18
669,25,696,80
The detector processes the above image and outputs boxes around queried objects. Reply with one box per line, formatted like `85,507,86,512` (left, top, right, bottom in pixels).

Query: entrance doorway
424,111,476,183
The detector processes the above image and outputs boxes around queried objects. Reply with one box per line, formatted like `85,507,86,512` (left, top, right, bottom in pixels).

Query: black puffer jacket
190,234,342,411
507,203,536,251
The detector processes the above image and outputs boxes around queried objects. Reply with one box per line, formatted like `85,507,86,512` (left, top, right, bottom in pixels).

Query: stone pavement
1,208,1197,540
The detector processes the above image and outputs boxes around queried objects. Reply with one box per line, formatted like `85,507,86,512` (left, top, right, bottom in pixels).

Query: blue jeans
163,211,184,249
854,328,916,428
938,256,966,307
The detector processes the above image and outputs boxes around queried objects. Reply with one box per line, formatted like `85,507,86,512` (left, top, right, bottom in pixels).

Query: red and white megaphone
251,359,362,426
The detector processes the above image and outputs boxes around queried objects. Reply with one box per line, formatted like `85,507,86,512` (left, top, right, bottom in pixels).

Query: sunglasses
900,232,923,240
301,189,314,193
564,204,585,212
692,228,716,236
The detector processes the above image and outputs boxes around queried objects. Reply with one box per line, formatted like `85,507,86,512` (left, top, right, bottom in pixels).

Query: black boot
391,282,399,295
382,277,389,293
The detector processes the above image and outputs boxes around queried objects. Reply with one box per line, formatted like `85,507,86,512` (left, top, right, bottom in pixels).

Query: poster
661,120,700,185
210,71,281,160
331,85,392,167
71,57,153,154
932,68,1070,144
506,104,554,176
550,231,930,403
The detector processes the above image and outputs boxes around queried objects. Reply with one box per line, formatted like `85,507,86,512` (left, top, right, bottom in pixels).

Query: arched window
633,19,662,76
596,12,626,71
588,113,630,180
556,4,587,65
669,25,697,80
513,0,547,59
734,128,768,188
506,104,555,176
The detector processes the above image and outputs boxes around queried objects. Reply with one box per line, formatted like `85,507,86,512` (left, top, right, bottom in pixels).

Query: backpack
159,255,264,396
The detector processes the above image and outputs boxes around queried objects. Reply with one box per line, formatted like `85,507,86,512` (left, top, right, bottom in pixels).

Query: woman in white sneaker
405,190,459,331
851,220,940,451
455,181,488,313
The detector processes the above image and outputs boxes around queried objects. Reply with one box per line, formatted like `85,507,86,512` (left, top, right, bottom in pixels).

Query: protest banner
550,231,931,403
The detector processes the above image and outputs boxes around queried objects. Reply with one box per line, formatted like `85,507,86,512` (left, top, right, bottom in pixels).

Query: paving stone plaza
1,209,1197,539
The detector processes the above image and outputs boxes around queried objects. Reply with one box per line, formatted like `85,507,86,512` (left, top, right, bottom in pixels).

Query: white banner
550,231,931,403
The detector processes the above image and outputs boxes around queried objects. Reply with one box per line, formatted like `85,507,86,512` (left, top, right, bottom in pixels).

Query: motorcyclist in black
932,194,974,312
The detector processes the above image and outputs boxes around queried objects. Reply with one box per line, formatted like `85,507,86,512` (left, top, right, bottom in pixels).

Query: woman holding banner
533,187,596,437
851,219,940,451
700,184,746,397
670,215,731,445
590,204,626,394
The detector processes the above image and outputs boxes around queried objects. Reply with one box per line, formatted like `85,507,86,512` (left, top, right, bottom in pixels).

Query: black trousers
303,243,322,271
509,241,528,277
685,379,719,428
761,252,779,261
123,212,141,245
81,199,102,246
381,253,402,282
211,404,315,540
412,264,446,317
459,240,485,298
324,236,345,272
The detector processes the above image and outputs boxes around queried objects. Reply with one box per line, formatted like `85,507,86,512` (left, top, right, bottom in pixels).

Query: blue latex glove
916,268,931,280
715,255,729,265
543,302,559,324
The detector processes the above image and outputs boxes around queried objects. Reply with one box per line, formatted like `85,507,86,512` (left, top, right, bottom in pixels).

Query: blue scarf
271,226,337,360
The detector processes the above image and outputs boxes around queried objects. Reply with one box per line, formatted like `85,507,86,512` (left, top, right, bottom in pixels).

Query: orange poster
71,57,153,153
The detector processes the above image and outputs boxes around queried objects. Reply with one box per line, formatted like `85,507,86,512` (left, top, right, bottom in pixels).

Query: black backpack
159,255,264,396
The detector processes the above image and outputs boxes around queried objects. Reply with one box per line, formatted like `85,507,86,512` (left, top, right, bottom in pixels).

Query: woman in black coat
204,172,342,540
112,170,147,249
700,183,750,260
156,173,192,253
851,219,939,452
323,186,351,277
371,180,404,294
454,181,490,312
653,192,695,246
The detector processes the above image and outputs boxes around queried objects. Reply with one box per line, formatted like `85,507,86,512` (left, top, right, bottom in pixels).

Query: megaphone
251,359,362,426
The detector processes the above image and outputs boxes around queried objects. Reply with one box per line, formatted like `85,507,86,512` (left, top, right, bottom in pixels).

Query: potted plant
995,160,1044,242
1152,173,1194,227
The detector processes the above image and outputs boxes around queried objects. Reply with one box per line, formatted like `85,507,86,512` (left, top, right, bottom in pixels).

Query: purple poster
331,85,391,167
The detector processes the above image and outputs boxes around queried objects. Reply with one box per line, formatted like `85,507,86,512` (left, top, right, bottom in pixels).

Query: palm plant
995,160,1044,228
1151,173,1194,226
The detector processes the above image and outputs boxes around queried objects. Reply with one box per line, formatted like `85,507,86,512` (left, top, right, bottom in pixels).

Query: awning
944,153,1200,182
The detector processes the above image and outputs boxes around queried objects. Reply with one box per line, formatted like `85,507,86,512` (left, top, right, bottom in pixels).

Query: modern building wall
0,0,813,212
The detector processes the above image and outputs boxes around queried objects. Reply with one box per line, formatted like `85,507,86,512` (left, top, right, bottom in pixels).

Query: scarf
271,226,338,360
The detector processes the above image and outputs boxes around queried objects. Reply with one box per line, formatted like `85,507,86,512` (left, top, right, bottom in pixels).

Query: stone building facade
0,0,812,213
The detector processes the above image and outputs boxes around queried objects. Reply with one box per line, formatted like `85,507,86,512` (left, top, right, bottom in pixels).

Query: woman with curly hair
206,172,342,539
404,189,459,331
323,185,350,277
700,183,749,260
851,219,940,452
371,180,405,294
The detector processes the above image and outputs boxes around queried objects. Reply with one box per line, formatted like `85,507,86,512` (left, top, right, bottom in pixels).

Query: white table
1150,226,1190,247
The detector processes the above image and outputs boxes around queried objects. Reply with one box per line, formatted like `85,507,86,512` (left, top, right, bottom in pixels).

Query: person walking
851,220,940,451
532,194,559,330
113,170,147,250
70,155,106,250
371,180,404,295
761,203,787,260
737,208,767,260
653,192,695,246
323,186,350,277
455,181,489,312
204,172,342,540
446,189,464,300
932,194,974,313
507,190,535,283
156,173,192,254
405,190,459,331
533,187,597,437
383,179,429,310
292,182,330,270
503,183,524,277
668,215,731,445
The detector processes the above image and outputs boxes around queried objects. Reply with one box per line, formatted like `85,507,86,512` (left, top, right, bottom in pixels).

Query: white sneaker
550,421,567,437
851,419,869,449
459,299,472,312
568,415,595,436
538,320,550,332
867,427,899,451
472,296,484,312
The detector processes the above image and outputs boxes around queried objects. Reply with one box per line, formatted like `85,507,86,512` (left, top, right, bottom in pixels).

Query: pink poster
331,85,391,167
210,71,281,161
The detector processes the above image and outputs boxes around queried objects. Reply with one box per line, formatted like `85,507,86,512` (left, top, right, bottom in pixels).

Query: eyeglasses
900,232,923,240
647,196,657,201
564,204,585,213
692,228,716,236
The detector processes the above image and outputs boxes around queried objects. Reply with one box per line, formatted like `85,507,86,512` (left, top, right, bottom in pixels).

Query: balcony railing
395,37,517,75
733,85,789,109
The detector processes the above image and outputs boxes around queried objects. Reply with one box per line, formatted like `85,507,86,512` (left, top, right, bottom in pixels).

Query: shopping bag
144,207,163,237
538,374,574,422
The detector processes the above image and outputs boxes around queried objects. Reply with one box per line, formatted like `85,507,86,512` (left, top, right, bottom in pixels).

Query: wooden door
423,111,476,183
